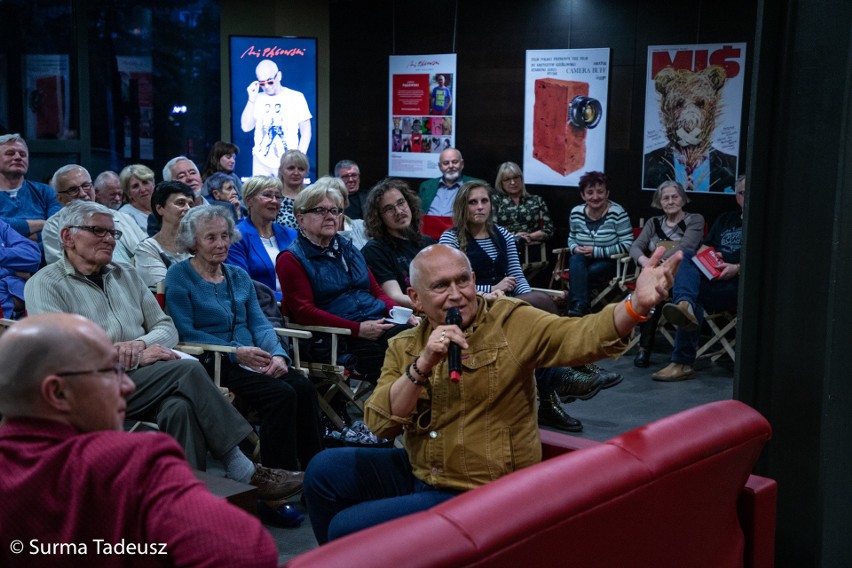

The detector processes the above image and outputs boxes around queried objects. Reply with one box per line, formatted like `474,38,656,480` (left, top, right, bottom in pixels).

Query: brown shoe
250,465,304,500
662,301,698,331
652,363,696,382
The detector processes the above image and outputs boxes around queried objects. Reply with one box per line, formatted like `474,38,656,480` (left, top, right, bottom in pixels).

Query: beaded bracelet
624,294,652,323
406,364,429,386
412,355,432,379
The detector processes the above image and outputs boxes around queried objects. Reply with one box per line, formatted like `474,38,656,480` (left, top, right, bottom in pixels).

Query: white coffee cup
388,306,413,324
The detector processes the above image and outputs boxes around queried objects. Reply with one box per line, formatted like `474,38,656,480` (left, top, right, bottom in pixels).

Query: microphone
446,307,462,383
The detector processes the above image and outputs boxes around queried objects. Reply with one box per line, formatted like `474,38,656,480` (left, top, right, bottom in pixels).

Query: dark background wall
328,0,756,251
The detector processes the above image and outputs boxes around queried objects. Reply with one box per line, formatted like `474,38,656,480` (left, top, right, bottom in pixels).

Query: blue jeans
567,254,616,306
303,447,460,544
671,252,739,365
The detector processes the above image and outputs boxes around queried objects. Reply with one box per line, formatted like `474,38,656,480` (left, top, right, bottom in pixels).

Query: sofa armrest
540,429,600,460
738,474,777,568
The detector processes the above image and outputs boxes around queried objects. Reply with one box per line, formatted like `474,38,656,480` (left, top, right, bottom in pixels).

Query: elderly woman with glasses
226,176,297,301
361,178,435,308
493,162,554,245
118,164,156,232
165,205,323,477
276,183,414,385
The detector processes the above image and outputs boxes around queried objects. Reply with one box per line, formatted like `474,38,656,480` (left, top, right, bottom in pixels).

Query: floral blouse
493,193,554,240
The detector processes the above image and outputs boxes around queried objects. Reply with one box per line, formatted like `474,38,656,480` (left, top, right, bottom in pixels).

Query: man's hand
246,81,260,103
236,346,272,370
359,319,395,340
418,324,469,374
138,344,180,367
717,262,740,280
632,247,683,313
114,340,145,370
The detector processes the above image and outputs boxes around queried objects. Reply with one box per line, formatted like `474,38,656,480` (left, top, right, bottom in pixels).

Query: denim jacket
365,297,626,492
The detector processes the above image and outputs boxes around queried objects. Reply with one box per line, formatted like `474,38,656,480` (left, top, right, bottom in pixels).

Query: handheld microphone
446,307,462,383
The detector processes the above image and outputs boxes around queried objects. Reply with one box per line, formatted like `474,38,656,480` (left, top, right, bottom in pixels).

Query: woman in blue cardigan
226,176,297,300
166,206,322,477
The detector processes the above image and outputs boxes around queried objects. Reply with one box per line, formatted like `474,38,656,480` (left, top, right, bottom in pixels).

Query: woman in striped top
566,171,633,316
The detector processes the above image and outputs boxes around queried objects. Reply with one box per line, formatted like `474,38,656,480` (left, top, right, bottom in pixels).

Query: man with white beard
418,148,481,216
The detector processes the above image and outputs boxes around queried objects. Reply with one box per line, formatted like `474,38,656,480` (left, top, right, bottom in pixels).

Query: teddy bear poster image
642,43,746,193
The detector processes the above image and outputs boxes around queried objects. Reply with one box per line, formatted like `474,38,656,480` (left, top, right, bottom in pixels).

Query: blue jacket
0,179,62,238
288,233,386,322
0,218,41,317
226,218,297,299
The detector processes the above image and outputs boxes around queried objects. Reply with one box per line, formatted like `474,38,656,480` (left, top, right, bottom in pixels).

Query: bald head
408,245,478,329
409,244,470,291
0,314,113,418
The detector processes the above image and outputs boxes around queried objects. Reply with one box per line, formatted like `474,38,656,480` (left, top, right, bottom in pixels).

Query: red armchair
285,400,776,568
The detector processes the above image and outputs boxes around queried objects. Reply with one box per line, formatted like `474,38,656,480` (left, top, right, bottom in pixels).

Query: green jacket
418,175,480,213
365,297,626,492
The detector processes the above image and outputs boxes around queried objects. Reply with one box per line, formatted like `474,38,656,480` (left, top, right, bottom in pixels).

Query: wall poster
24,54,71,140
388,53,457,179
523,48,610,187
642,43,746,193
229,36,318,183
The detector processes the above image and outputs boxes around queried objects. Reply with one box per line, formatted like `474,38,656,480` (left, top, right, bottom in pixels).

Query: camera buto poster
642,43,746,194
229,36,318,183
523,48,610,187
388,53,457,178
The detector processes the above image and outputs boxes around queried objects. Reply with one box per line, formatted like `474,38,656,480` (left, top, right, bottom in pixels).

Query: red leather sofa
284,400,776,568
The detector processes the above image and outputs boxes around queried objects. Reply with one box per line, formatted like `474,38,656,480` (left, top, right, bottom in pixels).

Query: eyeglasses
58,182,94,196
257,78,276,86
56,363,126,381
303,207,341,217
259,191,284,201
381,198,408,216
69,225,123,240
340,173,360,180
503,175,522,184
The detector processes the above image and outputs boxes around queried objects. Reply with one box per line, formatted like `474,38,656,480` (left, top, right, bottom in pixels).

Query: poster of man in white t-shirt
240,59,312,176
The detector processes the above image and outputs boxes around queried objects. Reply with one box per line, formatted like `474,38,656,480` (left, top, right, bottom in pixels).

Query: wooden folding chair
696,311,737,362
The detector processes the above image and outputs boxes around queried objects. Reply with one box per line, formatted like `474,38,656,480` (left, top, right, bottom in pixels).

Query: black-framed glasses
303,207,341,217
69,225,123,240
58,182,94,196
56,363,126,381
340,173,360,180
259,191,284,201
381,198,408,216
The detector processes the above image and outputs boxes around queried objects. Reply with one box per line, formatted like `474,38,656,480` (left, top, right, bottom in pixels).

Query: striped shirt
24,256,178,348
439,225,531,294
567,201,633,258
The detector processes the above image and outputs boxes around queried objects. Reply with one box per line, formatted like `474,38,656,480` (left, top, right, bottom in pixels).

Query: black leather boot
538,391,583,432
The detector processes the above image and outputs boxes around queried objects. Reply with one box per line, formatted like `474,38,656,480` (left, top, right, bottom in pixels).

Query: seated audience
0,133,61,240
275,149,310,229
630,180,704,368
276,183,413,385
566,171,634,316
653,175,746,381
0,217,40,319
134,181,194,287
202,140,243,193
205,172,245,221
43,164,146,266
227,176,297,300
118,164,156,232
325,175,368,249
362,178,436,308
24,201,302,497
303,244,680,543
493,161,554,246
93,170,123,210
166,206,322,474
0,313,279,567
334,159,366,219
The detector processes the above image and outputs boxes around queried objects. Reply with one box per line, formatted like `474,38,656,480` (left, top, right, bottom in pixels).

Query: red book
692,247,726,279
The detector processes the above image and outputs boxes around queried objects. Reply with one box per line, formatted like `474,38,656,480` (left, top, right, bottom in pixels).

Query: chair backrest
421,215,454,240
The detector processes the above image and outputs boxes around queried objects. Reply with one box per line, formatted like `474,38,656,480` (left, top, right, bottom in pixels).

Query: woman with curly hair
361,178,436,308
